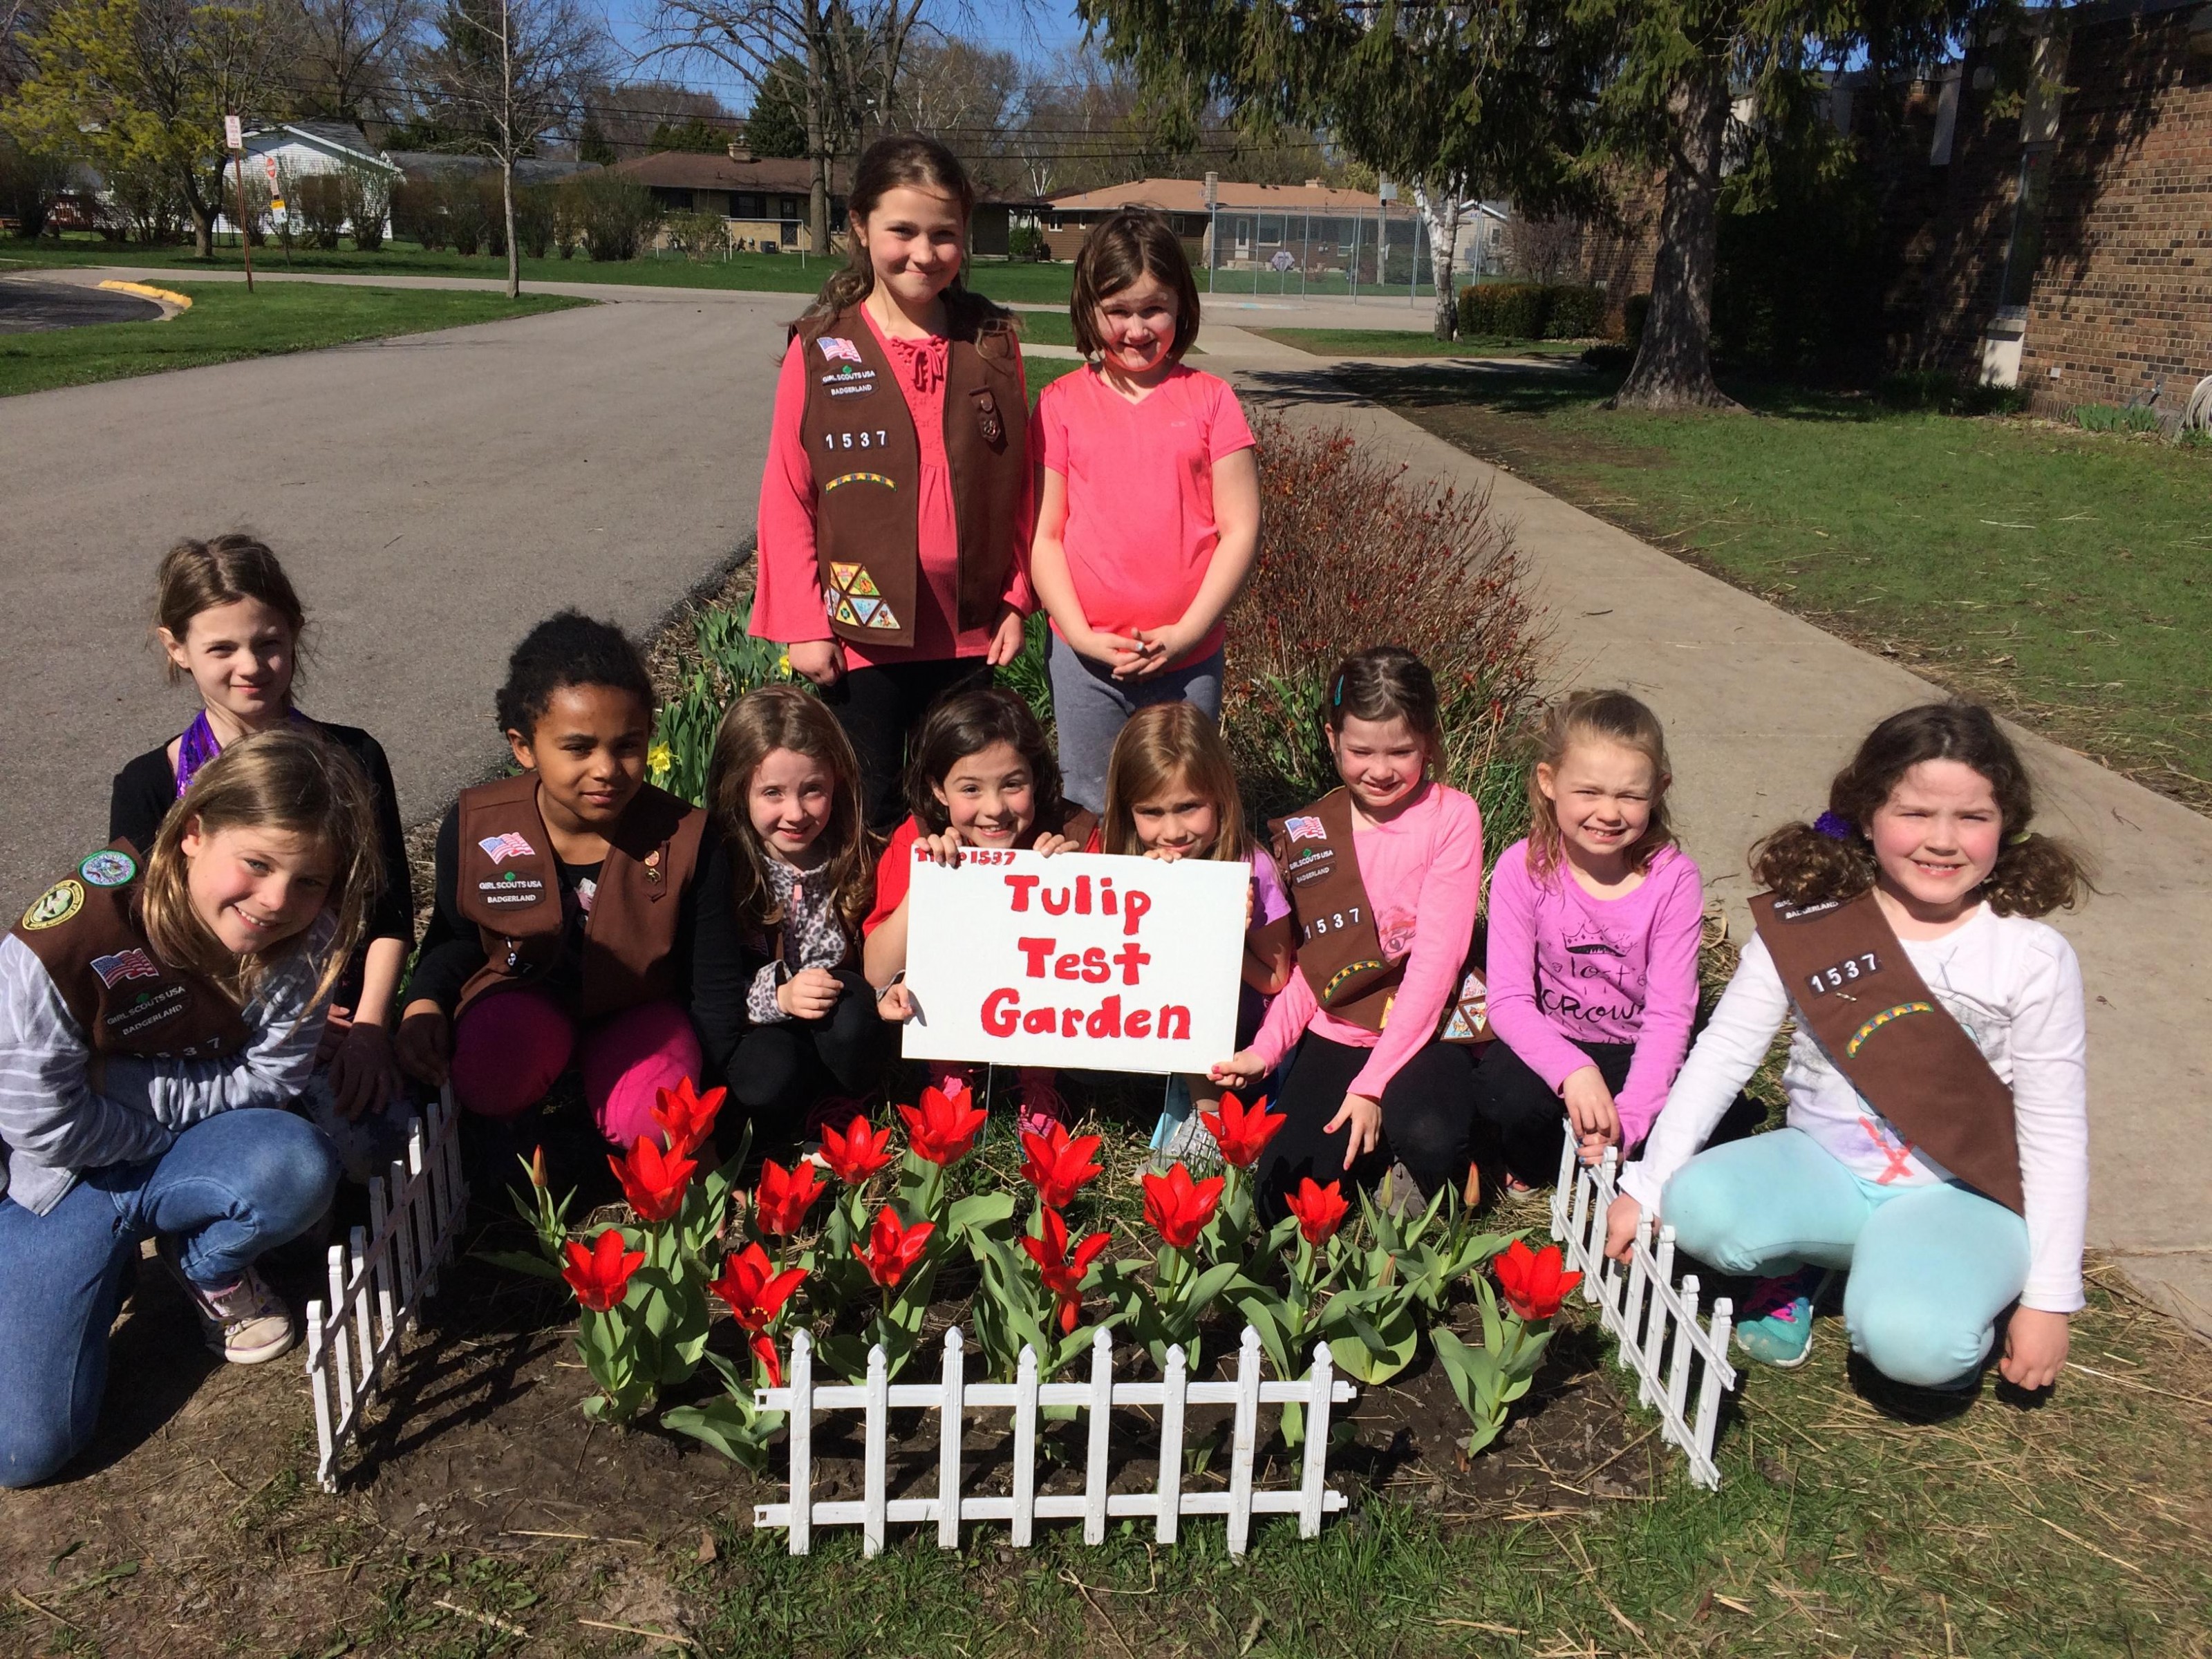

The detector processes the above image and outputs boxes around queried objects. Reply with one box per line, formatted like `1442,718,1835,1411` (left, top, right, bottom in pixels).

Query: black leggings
1471,1037,1636,1188
722,969,890,1140
1255,1032,1477,1217
819,657,993,832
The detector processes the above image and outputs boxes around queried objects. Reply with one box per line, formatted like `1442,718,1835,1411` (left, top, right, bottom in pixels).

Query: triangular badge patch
850,569,881,598
832,597,861,626
829,562,861,592
1442,1009,1473,1041
865,601,901,630
851,597,881,625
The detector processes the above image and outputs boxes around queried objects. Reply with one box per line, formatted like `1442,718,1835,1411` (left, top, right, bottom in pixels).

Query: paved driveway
0,285,794,898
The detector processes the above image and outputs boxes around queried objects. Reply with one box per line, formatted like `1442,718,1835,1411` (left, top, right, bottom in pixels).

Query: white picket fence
303,1087,469,1492
1550,1134,1738,1490
753,1324,1355,1556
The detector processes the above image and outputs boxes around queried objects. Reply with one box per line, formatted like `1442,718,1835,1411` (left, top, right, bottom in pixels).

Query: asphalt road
0,284,793,899
0,277,162,333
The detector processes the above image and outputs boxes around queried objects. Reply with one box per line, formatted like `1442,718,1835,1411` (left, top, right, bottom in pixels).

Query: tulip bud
528,1145,549,1190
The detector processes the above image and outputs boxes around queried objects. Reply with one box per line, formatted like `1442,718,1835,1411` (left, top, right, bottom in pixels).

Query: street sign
224,114,243,151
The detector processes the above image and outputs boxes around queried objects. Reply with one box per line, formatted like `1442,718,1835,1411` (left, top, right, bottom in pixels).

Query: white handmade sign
902,848,1246,1072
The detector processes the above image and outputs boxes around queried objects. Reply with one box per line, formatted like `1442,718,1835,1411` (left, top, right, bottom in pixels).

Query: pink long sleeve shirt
1249,782,1484,1099
752,307,1032,668
1482,838,1704,1148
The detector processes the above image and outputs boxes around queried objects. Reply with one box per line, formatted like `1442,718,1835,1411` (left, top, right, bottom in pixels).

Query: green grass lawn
0,234,1080,303
1255,326,1586,359
1341,364,2212,809
0,279,589,396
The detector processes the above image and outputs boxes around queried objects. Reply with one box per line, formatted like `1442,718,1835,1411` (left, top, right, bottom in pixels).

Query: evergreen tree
741,52,805,157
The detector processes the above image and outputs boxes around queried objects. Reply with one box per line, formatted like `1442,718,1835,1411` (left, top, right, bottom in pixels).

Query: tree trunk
1611,58,1736,411
503,156,519,299
805,6,832,258
1415,181,1463,339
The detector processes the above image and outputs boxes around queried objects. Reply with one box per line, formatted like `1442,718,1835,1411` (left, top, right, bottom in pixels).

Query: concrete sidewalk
1207,324,2212,1342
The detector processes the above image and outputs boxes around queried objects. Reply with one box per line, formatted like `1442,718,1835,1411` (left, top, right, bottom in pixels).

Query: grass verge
1340,364,2212,812
1253,326,1587,359
0,280,590,396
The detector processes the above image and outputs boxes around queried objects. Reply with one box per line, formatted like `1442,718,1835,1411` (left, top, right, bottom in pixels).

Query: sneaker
1013,1067,1071,1138
1734,1266,1828,1369
1151,1080,1221,1172
176,1262,297,1365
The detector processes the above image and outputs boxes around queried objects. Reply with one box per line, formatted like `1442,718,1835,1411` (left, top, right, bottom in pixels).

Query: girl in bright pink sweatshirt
1474,690,1705,1191
1212,648,1485,1215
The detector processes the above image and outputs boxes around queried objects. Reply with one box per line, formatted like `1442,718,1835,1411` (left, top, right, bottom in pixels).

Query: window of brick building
1997,147,2052,314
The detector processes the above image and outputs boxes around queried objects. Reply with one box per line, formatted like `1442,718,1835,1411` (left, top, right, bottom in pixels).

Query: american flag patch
91,948,159,987
1284,815,1327,843
478,832,536,864
818,336,863,365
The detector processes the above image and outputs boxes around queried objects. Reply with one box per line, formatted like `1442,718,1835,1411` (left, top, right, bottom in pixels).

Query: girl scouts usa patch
21,879,84,930
78,850,137,888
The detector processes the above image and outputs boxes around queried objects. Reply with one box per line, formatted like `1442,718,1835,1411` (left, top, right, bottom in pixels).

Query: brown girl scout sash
10,841,250,1059
1751,890,2024,1214
456,776,706,1020
797,306,1027,651
1269,788,1490,1047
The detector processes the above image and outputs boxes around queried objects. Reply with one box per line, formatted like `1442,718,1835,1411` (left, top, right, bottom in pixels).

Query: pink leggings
450,990,702,1150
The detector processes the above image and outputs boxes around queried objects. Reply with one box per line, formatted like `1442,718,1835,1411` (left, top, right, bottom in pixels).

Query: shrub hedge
1456,282,1607,341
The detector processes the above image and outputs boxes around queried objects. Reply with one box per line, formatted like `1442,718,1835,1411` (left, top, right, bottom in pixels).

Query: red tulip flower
853,1205,935,1289
818,1114,895,1184
899,1081,988,1166
1019,1122,1103,1211
1200,1091,1284,1169
1285,1177,1351,1247
1493,1238,1582,1322
609,1134,697,1223
1019,1207,1112,1333
753,1159,827,1238
709,1242,807,1386
561,1228,645,1312
1141,1162,1224,1252
650,1076,726,1159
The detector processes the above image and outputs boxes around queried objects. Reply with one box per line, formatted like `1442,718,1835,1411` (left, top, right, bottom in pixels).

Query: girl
864,686,1089,1132
1028,207,1262,813
1,728,381,1487
753,133,1033,830
1212,648,1485,1212
1609,703,2088,1394
1474,690,1704,1191
691,686,894,1144
395,612,706,1153
1098,704,1294,1160
109,536,415,1134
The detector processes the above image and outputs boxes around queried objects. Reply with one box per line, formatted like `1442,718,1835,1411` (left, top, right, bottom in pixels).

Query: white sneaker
178,1262,297,1365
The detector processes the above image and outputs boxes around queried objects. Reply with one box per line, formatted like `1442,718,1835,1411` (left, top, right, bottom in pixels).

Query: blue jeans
1046,630,1225,814
0,1109,337,1488
1661,1127,2030,1387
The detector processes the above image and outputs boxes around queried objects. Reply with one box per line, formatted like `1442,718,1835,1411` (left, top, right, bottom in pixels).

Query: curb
97,278,192,316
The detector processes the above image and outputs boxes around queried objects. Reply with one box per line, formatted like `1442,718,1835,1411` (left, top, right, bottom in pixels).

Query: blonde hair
138,727,381,1009
1100,704,1250,861
153,534,306,686
704,686,875,936
1526,688,1676,881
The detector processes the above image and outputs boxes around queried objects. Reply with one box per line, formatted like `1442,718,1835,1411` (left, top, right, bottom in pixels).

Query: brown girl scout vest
455,776,706,1021
796,303,1026,650
10,842,250,1059
1752,890,2025,1214
1268,788,1490,1047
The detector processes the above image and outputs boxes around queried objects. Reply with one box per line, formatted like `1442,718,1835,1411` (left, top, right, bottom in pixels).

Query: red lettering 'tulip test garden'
901,850,1248,1073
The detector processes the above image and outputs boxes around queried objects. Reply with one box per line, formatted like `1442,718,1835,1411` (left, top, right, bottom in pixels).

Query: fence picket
1226,1327,1262,1557
937,1327,964,1549
1082,1329,1113,1545
1011,1347,1038,1548
1297,1342,1335,1538
863,1344,890,1559
1155,1344,1187,1545
787,1331,814,1556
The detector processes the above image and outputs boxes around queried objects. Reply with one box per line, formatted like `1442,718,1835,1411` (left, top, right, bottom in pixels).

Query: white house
216,120,402,237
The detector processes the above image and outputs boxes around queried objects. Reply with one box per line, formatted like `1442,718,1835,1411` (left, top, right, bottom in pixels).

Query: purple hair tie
1813,811,1854,841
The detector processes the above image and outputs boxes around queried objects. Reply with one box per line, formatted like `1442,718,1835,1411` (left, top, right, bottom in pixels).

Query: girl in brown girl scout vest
864,686,1094,1136
0,729,382,1486
395,614,706,1156
1609,703,2091,1395
1212,648,1490,1218
753,134,1033,831
689,687,897,1149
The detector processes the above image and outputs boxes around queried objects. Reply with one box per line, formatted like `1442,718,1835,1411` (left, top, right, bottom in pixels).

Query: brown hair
1327,646,1442,745
153,534,306,686
1752,701,2086,918
796,135,1010,335
1526,689,1676,881
1069,207,1202,361
1100,703,1250,860
138,726,382,1010
704,686,875,937
904,686,1064,836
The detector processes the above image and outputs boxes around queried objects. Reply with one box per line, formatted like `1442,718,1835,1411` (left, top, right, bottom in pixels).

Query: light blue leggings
1661,1128,2030,1387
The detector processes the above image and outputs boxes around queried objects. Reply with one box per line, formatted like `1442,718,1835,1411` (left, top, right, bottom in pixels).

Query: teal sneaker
1733,1267,1829,1368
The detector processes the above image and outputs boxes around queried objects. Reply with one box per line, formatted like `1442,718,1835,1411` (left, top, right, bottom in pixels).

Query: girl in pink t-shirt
1027,208,1261,814
1475,691,1706,1193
